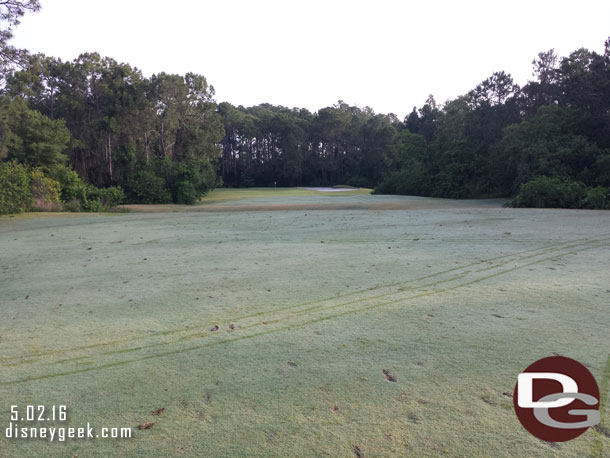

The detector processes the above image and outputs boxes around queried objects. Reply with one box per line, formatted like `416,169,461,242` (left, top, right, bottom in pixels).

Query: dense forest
1,1,610,213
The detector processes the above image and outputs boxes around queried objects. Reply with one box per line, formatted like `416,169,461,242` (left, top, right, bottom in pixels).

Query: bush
172,180,198,204
583,186,610,209
0,161,31,214
29,169,62,211
374,163,430,196
78,194,106,212
125,170,172,204
64,185,124,212
170,159,217,204
51,165,88,203
511,176,586,208
86,186,124,208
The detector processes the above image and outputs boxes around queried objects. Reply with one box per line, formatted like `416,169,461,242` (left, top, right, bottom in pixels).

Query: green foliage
374,165,430,196
498,106,601,191
0,161,31,214
29,168,61,211
42,164,124,211
170,159,217,204
125,170,172,204
3,31,610,210
0,1,41,67
511,177,610,210
511,176,587,208
50,164,87,202
77,195,105,212
85,186,124,209
0,96,70,172
345,176,370,188
62,184,124,212
583,186,610,209
172,181,197,205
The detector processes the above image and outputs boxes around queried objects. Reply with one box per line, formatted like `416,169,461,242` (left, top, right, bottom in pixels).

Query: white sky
11,0,610,118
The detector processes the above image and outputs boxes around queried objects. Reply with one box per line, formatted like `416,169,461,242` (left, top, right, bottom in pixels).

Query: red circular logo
514,356,600,442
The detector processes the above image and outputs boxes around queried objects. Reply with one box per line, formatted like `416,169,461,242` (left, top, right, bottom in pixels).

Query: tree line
1,0,609,213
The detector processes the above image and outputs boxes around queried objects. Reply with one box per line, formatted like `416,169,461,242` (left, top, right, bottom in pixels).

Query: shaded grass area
0,194,609,456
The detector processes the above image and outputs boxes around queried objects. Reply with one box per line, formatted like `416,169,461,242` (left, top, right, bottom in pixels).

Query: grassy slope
0,191,609,457
201,187,374,202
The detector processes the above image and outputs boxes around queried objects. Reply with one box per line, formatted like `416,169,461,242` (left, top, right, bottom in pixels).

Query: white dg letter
518,373,577,408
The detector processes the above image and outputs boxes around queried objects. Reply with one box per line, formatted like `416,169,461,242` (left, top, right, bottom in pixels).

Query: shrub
78,195,106,212
86,186,125,208
125,170,172,204
511,176,586,208
62,199,82,212
170,159,217,204
65,185,124,212
29,169,62,211
374,163,430,196
583,186,610,209
172,180,198,204
51,165,88,203
0,161,31,214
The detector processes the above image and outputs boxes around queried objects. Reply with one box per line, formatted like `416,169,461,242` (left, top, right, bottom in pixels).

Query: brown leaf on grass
287,361,297,367
502,392,513,398
137,422,154,430
210,325,219,332
151,408,165,416
353,445,363,458
382,369,397,382
25,296,29,299
332,405,339,412
491,314,504,318
229,324,235,330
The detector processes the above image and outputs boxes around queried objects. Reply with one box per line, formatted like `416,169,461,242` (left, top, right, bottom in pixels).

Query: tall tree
0,0,40,70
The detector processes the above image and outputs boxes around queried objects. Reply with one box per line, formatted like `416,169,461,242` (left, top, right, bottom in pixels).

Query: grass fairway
1,189,609,457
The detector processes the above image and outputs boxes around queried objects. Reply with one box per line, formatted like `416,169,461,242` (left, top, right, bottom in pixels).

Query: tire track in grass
1,234,608,370
1,236,608,385
2,233,604,366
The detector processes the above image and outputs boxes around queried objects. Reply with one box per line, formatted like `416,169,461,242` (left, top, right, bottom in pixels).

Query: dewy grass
0,190,609,457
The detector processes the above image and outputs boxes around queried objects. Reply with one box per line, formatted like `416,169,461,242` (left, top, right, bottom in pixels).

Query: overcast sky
11,0,610,118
